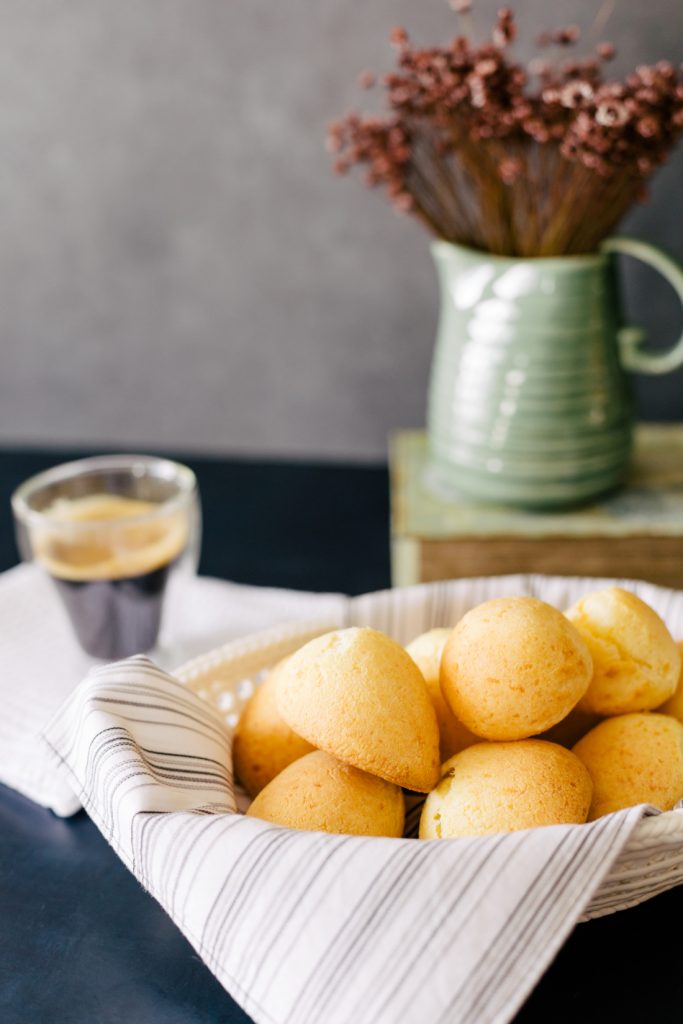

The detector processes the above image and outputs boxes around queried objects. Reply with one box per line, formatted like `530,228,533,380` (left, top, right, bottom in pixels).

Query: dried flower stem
587,0,616,48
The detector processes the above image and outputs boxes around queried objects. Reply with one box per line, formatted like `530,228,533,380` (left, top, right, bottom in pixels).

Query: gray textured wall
0,0,681,459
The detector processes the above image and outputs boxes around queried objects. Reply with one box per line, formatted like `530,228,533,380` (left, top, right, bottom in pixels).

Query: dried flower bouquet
329,4,683,256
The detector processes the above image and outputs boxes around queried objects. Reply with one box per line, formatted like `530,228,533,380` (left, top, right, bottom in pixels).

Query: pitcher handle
601,236,683,375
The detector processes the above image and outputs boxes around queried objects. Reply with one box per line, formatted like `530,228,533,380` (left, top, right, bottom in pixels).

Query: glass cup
12,454,201,660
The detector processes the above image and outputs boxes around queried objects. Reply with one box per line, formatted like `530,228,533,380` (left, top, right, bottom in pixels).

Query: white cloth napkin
42,654,651,1024
0,563,345,815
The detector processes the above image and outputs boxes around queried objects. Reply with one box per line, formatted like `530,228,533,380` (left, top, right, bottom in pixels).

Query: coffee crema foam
32,494,189,582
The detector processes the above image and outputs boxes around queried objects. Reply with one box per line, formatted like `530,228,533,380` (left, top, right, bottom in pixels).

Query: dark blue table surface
0,448,681,1024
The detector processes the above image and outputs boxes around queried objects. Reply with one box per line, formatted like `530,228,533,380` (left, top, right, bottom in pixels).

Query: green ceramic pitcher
427,238,683,509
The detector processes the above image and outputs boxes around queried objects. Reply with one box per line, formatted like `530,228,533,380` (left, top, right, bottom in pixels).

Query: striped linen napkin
0,563,345,815
42,654,650,1024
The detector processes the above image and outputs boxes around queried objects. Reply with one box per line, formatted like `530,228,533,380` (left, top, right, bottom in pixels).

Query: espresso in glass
12,456,200,659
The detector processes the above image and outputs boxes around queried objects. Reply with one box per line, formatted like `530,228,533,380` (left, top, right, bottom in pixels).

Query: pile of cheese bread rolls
233,587,683,838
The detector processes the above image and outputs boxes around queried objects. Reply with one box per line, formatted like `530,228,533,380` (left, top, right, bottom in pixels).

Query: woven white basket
176,574,683,920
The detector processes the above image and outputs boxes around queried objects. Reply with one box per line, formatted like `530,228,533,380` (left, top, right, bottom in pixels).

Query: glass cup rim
11,453,198,531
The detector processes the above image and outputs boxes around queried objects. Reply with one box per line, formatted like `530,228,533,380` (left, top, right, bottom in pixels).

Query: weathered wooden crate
390,426,683,588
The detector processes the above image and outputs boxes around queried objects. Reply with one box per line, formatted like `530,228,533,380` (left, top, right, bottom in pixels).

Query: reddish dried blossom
637,116,660,138
537,24,580,47
390,26,409,51
330,5,683,256
560,80,594,108
595,101,629,127
492,8,516,47
597,42,616,61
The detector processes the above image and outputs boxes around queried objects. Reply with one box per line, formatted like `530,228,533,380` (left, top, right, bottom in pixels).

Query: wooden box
390,426,683,589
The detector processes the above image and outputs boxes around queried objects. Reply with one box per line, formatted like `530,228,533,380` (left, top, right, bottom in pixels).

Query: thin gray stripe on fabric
299,841,435,1024
363,834,512,1024
455,823,600,1024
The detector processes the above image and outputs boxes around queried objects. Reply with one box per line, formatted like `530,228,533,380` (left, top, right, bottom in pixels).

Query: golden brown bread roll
246,750,405,837
275,627,440,792
232,659,315,798
657,641,683,722
566,588,680,715
440,597,592,741
419,740,592,838
405,629,478,761
573,712,683,819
